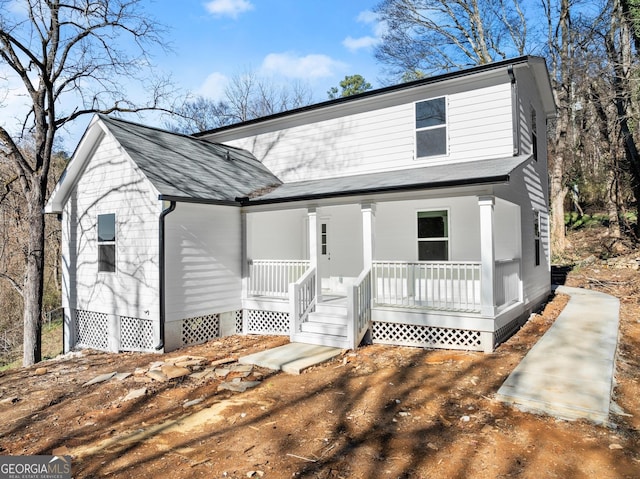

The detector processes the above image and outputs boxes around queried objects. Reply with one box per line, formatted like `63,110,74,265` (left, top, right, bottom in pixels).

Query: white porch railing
348,267,372,348
495,259,521,308
290,266,316,334
248,260,310,298
372,261,482,312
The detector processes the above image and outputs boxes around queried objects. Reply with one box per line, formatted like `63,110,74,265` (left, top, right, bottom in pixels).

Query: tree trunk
22,177,46,366
606,166,622,240
549,155,568,253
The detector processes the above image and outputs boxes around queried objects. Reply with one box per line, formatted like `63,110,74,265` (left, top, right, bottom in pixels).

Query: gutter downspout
508,65,520,156
156,200,176,351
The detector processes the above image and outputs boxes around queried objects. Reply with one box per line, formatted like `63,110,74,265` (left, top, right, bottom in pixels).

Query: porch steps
294,302,351,349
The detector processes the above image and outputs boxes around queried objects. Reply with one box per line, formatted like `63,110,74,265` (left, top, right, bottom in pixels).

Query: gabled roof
99,116,282,203
45,115,282,212
243,155,532,205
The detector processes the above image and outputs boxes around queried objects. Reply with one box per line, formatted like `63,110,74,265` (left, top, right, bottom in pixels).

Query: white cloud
204,0,254,18
343,10,387,53
198,71,229,99
343,36,379,52
261,52,347,80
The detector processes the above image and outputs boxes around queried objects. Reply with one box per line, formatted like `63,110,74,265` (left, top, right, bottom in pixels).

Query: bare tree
0,0,174,366
168,71,314,134
374,0,529,76
225,70,313,123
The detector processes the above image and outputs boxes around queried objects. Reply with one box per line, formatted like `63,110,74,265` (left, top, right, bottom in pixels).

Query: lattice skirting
120,316,155,351
181,314,220,346
371,321,483,351
494,317,521,346
234,310,243,334
75,310,109,351
245,309,289,335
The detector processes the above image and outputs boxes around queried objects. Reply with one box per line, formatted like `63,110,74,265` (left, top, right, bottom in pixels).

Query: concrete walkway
496,285,620,424
239,342,343,375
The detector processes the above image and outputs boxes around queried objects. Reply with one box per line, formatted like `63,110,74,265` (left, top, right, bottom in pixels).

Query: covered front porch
241,194,524,352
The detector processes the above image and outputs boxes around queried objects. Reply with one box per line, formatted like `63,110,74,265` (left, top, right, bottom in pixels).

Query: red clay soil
1,231,639,478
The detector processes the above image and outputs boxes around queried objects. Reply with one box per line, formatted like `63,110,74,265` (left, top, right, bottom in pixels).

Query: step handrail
347,267,372,349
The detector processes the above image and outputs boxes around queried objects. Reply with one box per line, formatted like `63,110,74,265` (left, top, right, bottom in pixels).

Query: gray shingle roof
100,115,282,203
246,155,531,204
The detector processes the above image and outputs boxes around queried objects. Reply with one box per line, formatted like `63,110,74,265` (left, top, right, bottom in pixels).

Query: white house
46,55,555,354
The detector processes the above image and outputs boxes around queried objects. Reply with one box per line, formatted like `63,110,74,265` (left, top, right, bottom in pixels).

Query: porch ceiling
243,154,531,205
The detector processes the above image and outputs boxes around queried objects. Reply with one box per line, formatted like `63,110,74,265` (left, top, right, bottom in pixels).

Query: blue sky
152,0,386,102
1,0,387,150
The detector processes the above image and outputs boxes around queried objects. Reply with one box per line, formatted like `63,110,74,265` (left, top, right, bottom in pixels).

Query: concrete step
291,331,352,350
301,320,347,337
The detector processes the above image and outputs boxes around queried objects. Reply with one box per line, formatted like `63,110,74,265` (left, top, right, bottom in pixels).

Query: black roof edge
195,55,537,138
240,175,511,207
158,195,241,207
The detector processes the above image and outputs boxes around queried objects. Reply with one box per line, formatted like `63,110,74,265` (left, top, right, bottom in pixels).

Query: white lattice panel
246,310,289,335
181,314,220,346
234,310,243,334
75,310,109,351
120,316,155,351
372,321,483,351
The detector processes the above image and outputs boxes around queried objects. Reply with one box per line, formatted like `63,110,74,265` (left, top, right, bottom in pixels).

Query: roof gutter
508,65,520,156
156,200,176,351
238,175,512,207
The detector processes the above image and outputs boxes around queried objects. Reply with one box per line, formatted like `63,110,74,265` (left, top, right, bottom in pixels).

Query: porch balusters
372,261,482,312
248,260,310,298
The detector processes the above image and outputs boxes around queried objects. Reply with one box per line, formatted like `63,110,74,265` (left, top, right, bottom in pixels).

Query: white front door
319,218,331,291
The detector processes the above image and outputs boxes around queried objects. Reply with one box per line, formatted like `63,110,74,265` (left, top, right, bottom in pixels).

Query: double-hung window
415,97,447,158
417,210,449,261
98,213,116,273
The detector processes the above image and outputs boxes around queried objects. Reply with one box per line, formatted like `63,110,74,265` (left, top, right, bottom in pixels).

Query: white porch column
240,211,248,301
479,196,496,317
307,207,321,300
361,203,376,268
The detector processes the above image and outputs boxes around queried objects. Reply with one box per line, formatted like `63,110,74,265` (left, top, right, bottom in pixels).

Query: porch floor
496,286,619,424
239,342,343,375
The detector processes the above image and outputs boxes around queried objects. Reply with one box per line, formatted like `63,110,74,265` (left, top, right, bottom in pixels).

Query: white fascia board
45,114,106,213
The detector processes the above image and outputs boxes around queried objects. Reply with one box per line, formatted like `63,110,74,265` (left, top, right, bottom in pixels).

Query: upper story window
415,97,447,158
417,210,449,261
98,213,116,273
531,108,538,161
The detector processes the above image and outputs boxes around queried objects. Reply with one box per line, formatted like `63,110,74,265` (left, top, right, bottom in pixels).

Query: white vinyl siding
205,81,513,182
164,203,242,322
63,133,162,321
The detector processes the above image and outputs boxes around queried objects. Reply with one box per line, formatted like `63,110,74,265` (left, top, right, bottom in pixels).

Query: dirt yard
1,229,639,478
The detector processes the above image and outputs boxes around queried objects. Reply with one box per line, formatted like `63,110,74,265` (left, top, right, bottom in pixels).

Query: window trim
416,209,450,261
97,213,117,274
414,96,448,159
